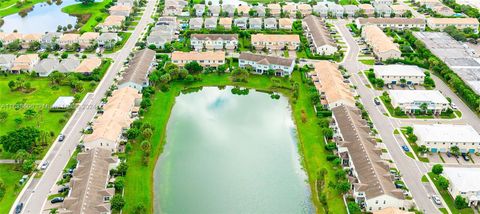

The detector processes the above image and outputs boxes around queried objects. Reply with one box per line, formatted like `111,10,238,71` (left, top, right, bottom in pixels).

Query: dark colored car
58,134,65,142
58,186,70,193
462,153,470,161
374,98,381,105
14,203,23,214
446,151,451,157
402,145,410,152
51,197,64,204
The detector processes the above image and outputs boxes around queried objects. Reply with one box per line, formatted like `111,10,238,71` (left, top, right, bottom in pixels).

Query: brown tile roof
60,33,80,42
171,51,225,61
332,105,404,200
310,61,355,107
219,17,232,25
60,148,117,214
79,32,100,40
251,33,300,43
119,49,156,86
239,52,294,67
191,34,238,41
363,25,400,53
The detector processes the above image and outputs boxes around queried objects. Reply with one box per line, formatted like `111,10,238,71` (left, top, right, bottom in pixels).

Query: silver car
432,195,442,205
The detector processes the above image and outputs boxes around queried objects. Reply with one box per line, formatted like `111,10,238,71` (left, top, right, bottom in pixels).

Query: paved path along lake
154,86,313,214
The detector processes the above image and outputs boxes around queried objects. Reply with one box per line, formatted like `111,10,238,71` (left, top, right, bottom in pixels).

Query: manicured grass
401,129,429,162
379,95,409,118
0,0,46,17
421,175,428,182
428,172,474,214
0,164,24,214
61,0,112,32
123,72,347,214
103,32,131,54
359,59,375,65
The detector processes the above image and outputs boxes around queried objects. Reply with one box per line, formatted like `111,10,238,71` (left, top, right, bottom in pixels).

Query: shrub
432,164,443,175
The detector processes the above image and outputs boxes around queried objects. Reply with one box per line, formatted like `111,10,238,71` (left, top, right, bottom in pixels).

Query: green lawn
103,32,131,54
0,164,24,214
123,72,347,213
61,0,113,32
359,59,375,65
400,129,429,162
379,95,409,118
0,0,47,17
428,172,474,214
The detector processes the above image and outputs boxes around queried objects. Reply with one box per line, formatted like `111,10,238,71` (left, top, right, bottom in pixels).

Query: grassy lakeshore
61,0,112,32
122,72,347,213
0,0,46,17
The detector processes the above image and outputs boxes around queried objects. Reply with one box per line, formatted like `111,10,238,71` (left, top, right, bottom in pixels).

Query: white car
41,162,49,170
432,195,442,205
451,103,458,109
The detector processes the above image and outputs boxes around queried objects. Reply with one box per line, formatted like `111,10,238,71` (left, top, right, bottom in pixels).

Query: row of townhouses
0,32,121,49
147,16,178,48
188,17,294,30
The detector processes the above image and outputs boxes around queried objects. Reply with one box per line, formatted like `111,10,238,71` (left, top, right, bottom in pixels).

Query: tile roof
239,52,294,67
303,15,335,47
75,57,102,73
310,61,355,107
119,49,156,86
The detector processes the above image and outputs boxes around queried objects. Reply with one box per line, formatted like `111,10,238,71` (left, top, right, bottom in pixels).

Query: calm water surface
1,0,79,33
154,86,313,214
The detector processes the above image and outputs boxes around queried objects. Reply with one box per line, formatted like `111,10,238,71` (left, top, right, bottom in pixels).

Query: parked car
408,85,414,90
58,134,65,142
374,98,381,105
58,185,70,193
19,175,28,185
51,197,64,204
432,195,442,205
41,161,49,170
402,145,410,152
462,153,470,161
387,84,392,89
451,103,458,109
14,203,23,214
446,151,451,157
394,182,404,189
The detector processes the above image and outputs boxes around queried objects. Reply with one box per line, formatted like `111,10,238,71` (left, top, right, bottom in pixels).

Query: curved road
10,0,157,212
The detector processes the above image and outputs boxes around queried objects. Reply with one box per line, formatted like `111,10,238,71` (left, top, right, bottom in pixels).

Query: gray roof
204,17,218,26
51,96,74,108
119,49,156,86
191,34,238,41
253,5,265,13
249,18,262,25
0,54,16,64
56,58,80,73
34,58,60,75
235,17,249,24
189,18,203,26
41,32,61,42
98,33,119,42
239,53,294,67
222,4,235,13
264,18,277,25
194,4,205,11
209,5,221,14
303,15,335,47
332,105,404,200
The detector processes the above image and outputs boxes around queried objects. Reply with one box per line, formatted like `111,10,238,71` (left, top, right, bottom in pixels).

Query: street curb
426,174,452,214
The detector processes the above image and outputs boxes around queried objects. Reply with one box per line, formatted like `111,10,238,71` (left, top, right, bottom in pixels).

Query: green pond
154,86,313,214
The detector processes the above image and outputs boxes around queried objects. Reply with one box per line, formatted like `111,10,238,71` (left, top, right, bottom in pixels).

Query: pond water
0,0,79,34
154,86,313,214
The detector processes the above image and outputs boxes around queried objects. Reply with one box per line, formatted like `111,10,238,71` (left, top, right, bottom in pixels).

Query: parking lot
428,152,480,165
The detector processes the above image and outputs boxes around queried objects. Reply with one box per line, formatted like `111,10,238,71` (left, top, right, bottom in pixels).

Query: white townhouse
356,18,426,30
413,124,480,153
373,0,394,6
373,64,426,85
388,90,449,114
303,15,337,55
239,53,295,77
190,34,238,51
443,167,480,207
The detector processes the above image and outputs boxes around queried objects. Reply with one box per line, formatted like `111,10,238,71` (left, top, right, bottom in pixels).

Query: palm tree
419,103,428,114
450,146,460,157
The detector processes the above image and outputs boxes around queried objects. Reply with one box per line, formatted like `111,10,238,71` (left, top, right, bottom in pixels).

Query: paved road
399,0,425,18
335,20,441,214
10,0,157,213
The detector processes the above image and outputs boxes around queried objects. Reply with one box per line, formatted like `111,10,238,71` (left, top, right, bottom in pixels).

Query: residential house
268,3,281,17
34,58,60,77
117,0,136,6
78,32,100,49
303,15,337,55
204,17,218,30
239,53,295,76
373,0,394,6
164,0,186,16
59,34,80,48
373,64,426,85
279,18,293,30
118,49,156,91
237,5,250,16
249,18,262,30
313,4,328,17
41,32,61,48
2,33,22,45
97,33,121,47
343,5,359,17
443,167,480,207
189,17,203,30
235,17,249,30
433,5,455,16
83,87,142,151
222,4,235,17
310,61,355,108
328,3,345,18
171,51,225,67
190,34,238,51
426,18,480,33
298,3,312,16
388,90,449,114
282,4,297,17
0,54,16,70
11,54,39,72
56,58,80,73
22,33,42,49
413,124,480,153
331,104,406,212
251,34,300,50
359,4,375,16
108,5,132,16
219,17,233,29
389,4,409,16
264,18,277,29
147,17,176,48
356,18,426,30
194,4,205,17
209,5,221,16
252,5,266,17
99,15,125,32
58,148,118,214
362,25,401,61
75,57,102,74
375,4,392,17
